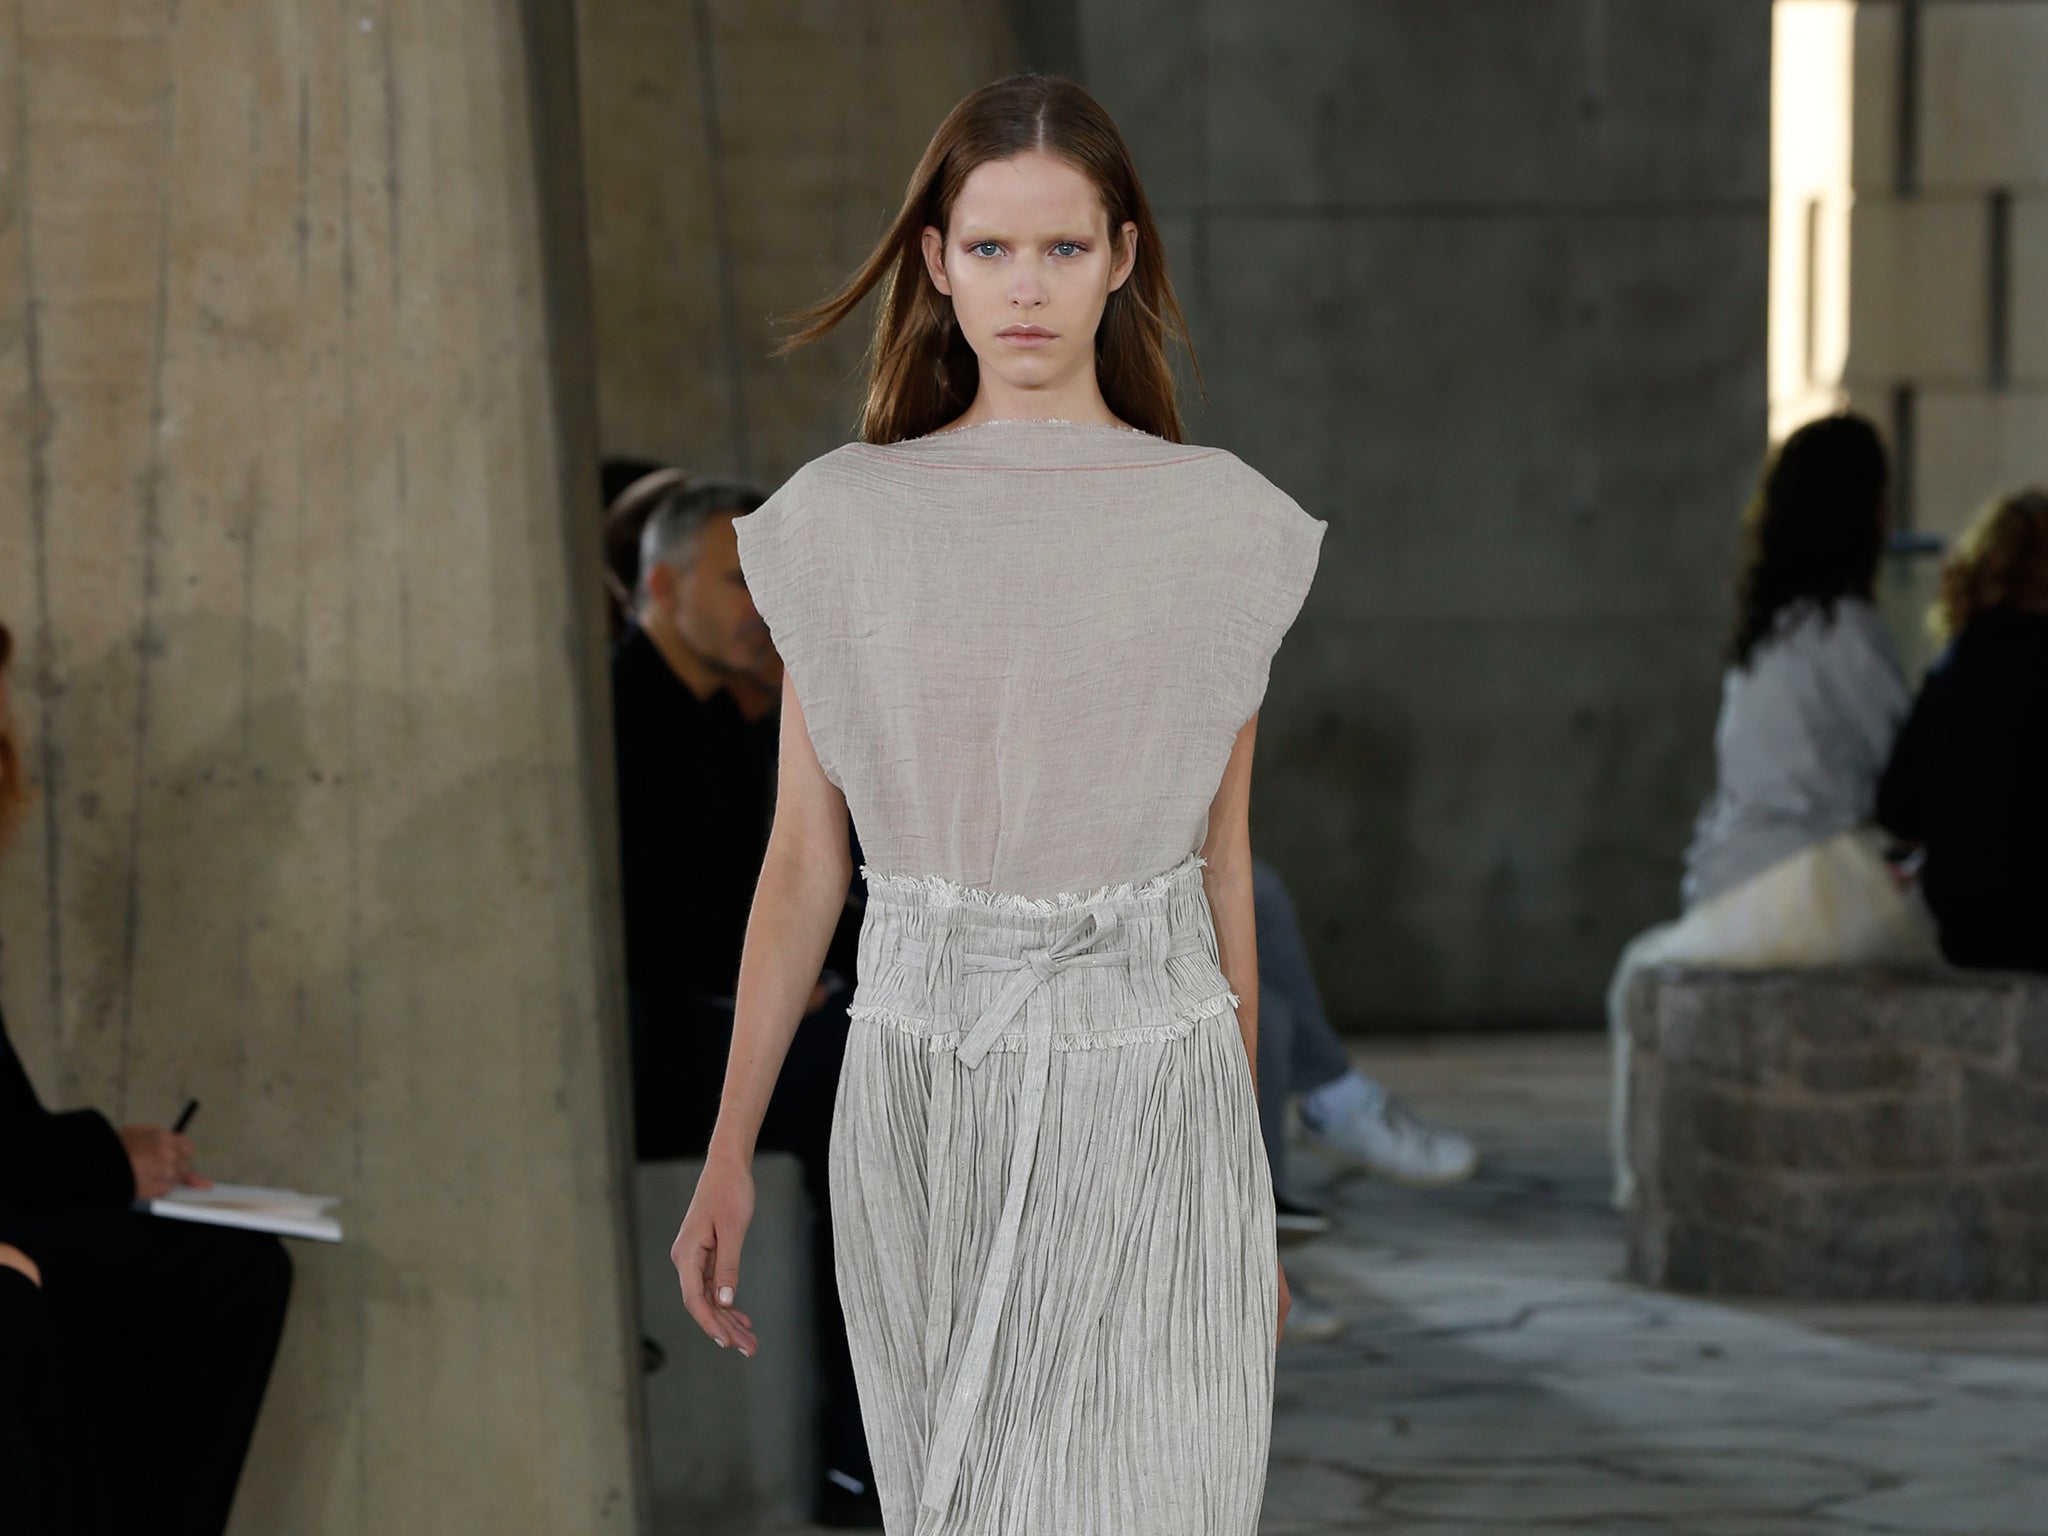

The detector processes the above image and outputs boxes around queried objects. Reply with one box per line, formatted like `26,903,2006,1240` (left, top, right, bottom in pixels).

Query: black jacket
609,625,862,1003
1877,608,2048,973
0,981,136,1229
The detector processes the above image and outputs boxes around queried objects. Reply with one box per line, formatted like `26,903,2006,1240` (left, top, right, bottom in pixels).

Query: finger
721,1314,757,1357
172,1132,196,1158
671,1236,712,1318
671,1232,726,1346
720,1300,757,1347
709,1235,755,1356
712,1292,756,1354
713,1232,743,1310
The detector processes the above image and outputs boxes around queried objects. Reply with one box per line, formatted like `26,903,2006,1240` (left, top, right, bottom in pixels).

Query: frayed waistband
858,851,1207,917
846,850,1233,1053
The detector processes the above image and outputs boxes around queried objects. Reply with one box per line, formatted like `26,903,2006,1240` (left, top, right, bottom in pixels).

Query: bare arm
674,669,850,1356
1201,711,1261,1092
1202,709,1291,1342
707,669,852,1170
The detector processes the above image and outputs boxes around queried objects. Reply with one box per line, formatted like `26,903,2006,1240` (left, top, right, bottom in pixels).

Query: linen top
732,418,1327,899
1680,596,1910,909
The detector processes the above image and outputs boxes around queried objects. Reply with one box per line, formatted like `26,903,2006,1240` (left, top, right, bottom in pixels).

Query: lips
997,326,1056,346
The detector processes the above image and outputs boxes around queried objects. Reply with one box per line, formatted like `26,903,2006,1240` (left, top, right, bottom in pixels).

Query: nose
1009,264,1047,309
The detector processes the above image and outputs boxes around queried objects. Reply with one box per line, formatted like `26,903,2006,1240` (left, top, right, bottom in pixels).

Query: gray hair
635,479,769,610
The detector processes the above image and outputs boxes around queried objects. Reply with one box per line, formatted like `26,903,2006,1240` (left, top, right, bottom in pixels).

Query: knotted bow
954,906,1125,1068
916,904,1128,1522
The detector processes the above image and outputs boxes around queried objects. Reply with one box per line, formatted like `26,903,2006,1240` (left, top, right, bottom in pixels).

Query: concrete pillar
573,0,1018,479
0,3,642,1532
1772,0,2048,538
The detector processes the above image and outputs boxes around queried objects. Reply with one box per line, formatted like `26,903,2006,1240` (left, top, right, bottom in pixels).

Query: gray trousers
1252,858,1355,1201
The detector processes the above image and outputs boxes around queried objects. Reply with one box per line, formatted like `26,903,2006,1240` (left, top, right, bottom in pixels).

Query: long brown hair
1727,412,1889,668
777,73,1200,444
0,620,35,862
1932,488,2048,641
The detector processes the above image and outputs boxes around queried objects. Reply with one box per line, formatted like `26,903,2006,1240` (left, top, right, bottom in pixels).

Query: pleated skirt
830,852,1278,1536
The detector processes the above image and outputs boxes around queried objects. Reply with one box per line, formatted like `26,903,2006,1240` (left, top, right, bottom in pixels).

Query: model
671,74,1326,1535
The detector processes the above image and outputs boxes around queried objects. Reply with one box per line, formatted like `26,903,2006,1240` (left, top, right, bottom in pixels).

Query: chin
976,351,1069,387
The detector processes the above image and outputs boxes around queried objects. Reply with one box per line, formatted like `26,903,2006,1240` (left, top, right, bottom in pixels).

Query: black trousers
0,1211,292,1536
630,979,871,1486
1,1268,120,1535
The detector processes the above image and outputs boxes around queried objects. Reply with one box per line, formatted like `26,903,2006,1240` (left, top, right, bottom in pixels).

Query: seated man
1252,857,1477,1228
0,620,292,1536
609,481,877,1527
599,457,689,640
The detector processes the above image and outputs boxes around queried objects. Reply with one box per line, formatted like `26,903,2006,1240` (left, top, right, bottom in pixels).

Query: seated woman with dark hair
1606,412,1940,1209
1878,489,2048,973
0,619,293,1536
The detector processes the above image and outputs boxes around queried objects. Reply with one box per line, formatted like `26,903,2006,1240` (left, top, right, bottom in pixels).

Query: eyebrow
953,225,1097,242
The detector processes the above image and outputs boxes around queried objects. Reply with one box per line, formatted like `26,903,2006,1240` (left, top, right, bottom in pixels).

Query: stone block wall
1773,1,2048,538
1627,966,2048,1300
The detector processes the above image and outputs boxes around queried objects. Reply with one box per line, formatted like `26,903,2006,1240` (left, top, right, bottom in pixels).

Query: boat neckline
895,417,1160,443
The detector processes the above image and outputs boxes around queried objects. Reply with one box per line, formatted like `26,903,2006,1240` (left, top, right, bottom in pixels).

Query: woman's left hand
120,1125,211,1201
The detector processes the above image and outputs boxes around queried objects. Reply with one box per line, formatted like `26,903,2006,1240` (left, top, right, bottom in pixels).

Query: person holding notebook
0,618,294,1536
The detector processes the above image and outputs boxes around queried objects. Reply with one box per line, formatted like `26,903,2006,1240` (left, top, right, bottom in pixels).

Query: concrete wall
575,0,1019,479
1078,1,1772,1026
575,2,1771,1029
0,3,642,1531
1773,0,2048,540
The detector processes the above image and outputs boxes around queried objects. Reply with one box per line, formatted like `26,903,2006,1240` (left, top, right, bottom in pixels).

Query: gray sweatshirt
1681,597,1910,910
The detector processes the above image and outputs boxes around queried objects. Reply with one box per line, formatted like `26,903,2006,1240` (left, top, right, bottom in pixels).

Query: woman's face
921,150,1138,401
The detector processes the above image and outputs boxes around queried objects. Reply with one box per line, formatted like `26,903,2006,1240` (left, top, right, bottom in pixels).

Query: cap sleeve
732,463,844,788
1222,476,1328,732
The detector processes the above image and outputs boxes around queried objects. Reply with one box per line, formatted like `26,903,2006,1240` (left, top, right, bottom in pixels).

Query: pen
173,1098,200,1134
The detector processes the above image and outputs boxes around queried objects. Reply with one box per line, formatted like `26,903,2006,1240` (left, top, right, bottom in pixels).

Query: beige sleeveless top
732,418,1327,899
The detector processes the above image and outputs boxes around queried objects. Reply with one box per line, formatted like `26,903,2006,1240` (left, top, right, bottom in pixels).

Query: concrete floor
1269,1034,2048,1535
762,1033,2048,1534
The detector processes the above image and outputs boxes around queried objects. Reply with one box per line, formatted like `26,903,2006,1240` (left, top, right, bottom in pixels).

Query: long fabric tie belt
898,904,1209,1522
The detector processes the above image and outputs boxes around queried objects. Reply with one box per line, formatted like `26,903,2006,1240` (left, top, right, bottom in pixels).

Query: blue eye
1053,241,1084,257
970,240,1002,257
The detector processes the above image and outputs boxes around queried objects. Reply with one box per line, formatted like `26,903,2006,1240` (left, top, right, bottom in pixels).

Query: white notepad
144,1183,344,1243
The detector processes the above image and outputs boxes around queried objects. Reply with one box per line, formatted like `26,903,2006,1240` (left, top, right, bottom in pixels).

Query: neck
724,672,781,721
953,373,1120,429
641,613,721,702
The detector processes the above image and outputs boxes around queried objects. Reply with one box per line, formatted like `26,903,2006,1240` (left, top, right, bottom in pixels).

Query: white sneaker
1299,1075,1478,1188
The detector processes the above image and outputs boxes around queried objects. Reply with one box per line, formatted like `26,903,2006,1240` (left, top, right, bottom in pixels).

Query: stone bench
634,1154,820,1532
1625,966,2048,1300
